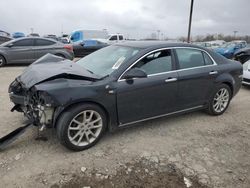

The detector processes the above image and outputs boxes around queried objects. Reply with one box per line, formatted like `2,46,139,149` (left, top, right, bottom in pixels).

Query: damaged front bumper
9,79,55,127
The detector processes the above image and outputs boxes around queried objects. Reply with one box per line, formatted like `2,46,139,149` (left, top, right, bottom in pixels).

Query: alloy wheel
0,57,3,66
67,110,103,146
212,88,230,113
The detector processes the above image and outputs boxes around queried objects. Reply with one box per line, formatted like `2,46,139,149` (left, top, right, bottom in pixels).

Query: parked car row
194,40,249,63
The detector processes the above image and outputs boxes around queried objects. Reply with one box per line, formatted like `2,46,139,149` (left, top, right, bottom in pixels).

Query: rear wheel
0,55,6,67
56,103,107,151
207,84,232,115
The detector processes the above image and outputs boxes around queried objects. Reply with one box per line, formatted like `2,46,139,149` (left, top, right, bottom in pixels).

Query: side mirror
6,43,13,48
123,68,147,80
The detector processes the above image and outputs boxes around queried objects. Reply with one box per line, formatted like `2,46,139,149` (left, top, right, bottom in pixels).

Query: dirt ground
0,66,250,188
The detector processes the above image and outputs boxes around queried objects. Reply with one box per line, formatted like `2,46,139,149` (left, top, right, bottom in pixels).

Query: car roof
12,37,58,42
116,41,204,50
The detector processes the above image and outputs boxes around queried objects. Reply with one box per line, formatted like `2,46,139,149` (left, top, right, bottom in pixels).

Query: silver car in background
0,37,74,67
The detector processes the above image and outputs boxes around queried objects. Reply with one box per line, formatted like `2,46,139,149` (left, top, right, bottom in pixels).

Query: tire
0,55,6,67
56,103,107,151
207,84,232,116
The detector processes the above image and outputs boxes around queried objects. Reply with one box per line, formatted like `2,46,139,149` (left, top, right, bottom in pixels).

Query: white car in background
243,60,250,85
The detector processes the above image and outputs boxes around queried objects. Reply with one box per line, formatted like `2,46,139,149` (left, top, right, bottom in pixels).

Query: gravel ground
0,66,250,188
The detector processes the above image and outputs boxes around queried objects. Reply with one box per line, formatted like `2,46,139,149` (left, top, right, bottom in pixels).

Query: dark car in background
27,33,40,37
214,42,246,59
234,47,250,64
0,37,74,67
73,40,109,57
8,42,242,151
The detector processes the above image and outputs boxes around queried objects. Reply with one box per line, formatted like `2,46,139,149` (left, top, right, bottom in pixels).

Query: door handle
209,71,218,75
165,78,177,83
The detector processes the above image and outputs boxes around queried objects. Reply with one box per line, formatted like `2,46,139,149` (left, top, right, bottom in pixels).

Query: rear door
174,48,218,109
33,39,56,59
7,38,35,64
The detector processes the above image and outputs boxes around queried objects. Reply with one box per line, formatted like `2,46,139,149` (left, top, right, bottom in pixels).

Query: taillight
64,44,73,52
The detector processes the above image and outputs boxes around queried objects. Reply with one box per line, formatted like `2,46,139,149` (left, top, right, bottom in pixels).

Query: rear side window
133,49,173,75
35,39,55,46
176,49,206,69
203,52,214,65
13,39,34,46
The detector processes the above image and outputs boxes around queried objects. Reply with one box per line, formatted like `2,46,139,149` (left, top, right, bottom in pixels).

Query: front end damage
9,79,55,129
2,54,101,149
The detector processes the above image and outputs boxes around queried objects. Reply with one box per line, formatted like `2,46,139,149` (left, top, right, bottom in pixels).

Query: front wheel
56,103,107,151
0,55,6,67
207,84,232,115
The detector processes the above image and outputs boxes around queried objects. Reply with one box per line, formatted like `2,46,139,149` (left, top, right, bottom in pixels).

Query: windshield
77,45,140,77
105,35,111,39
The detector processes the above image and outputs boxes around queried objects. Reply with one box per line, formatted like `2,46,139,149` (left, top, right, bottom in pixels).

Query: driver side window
133,49,173,75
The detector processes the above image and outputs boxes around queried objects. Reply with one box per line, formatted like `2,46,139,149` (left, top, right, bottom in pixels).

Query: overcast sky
1,0,249,39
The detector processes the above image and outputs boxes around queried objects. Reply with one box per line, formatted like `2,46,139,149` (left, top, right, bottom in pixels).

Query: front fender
52,97,118,132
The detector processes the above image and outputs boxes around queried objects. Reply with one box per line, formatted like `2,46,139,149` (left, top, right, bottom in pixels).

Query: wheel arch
53,100,111,131
0,53,7,64
215,73,235,95
221,81,233,96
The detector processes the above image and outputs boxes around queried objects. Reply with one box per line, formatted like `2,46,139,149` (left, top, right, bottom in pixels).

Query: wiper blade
86,69,94,74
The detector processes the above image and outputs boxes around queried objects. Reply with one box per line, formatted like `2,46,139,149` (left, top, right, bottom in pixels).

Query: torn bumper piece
0,123,32,150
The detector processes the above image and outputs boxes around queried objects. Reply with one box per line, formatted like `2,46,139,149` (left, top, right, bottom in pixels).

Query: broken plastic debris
184,177,192,188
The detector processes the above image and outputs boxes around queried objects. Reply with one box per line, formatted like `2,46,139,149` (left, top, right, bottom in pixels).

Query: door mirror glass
123,68,147,79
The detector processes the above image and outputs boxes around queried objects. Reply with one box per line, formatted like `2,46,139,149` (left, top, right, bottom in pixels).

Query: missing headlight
25,90,55,126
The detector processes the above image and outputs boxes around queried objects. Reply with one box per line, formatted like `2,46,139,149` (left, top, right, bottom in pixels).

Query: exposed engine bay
9,79,54,127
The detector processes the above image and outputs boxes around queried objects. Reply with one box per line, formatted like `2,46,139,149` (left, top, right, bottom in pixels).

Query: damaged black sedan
8,42,243,151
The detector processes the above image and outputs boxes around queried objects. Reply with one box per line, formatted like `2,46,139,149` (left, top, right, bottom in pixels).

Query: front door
116,49,179,125
7,38,35,64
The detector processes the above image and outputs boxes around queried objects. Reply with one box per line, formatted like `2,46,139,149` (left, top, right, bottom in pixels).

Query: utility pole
157,30,160,40
187,0,194,43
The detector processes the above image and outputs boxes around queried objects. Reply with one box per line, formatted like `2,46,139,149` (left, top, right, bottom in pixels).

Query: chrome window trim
118,105,204,127
118,46,217,82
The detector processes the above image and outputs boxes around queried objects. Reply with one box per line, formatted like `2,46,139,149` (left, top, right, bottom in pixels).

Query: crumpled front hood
18,54,101,88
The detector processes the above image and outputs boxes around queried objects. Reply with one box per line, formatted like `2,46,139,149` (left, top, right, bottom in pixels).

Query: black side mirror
123,68,147,80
